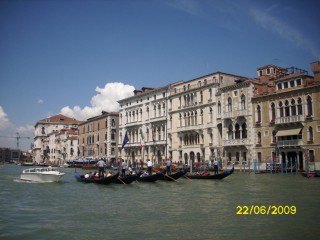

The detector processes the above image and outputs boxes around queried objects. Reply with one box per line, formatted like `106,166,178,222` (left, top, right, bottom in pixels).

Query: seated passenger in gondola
140,172,149,177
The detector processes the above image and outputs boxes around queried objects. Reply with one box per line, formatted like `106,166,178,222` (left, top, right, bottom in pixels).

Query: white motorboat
20,167,65,183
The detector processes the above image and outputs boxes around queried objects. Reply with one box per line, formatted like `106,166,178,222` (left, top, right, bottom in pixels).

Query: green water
0,165,319,240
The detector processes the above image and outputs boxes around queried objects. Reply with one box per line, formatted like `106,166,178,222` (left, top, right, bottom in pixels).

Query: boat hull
186,167,234,180
160,170,186,181
301,172,317,178
136,173,164,182
20,168,65,183
115,174,139,184
74,172,119,184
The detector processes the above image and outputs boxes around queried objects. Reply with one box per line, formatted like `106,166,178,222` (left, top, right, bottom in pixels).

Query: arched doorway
196,152,201,162
184,153,188,165
190,151,195,163
157,150,162,165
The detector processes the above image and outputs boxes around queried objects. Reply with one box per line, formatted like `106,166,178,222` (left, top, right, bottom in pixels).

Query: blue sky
0,0,319,151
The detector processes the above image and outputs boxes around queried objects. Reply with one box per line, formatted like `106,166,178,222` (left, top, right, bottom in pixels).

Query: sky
0,0,319,151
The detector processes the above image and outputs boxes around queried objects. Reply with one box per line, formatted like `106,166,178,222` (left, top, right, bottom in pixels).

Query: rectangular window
296,78,302,86
284,82,288,88
267,68,270,75
278,83,282,90
290,81,295,87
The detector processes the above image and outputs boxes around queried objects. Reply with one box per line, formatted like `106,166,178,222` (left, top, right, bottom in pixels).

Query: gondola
136,172,164,182
115,174,140,184
186,166,234,180
74,172,119,184
159,170,186,181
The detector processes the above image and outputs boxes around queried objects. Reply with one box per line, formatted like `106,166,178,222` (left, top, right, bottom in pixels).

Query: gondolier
97,159,106,178
147,159,153,175
166,158,172,175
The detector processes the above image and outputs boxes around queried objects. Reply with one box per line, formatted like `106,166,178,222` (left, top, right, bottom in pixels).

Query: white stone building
118,87,169,165
33,114,82,164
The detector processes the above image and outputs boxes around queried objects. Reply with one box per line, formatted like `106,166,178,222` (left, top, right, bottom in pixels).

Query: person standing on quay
147,159,153,175
97,159,106,178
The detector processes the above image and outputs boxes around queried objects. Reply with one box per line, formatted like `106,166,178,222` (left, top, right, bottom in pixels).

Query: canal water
0,165,319,240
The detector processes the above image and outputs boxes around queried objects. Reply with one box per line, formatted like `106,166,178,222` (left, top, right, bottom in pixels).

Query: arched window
297,98,303,115
291,99,296,116
256,105,261,123
285,100,290,117
241,95,246,110
307,96,313,116
308,126,313,141
184,134,188,145
279,101,284,118
271,102,276,122
242,123,247,138
228,124,233,140
227,97,232,112
218,101,221,114
235,123,240,139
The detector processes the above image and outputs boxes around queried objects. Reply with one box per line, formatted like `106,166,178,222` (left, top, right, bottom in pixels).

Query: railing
223,111,233,119
236,109,247,117
223,138,248,146
275,115,303,124
177,124,204,132
277,139,303,147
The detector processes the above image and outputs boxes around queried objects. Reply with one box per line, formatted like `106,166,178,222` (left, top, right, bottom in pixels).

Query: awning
276,128,302,137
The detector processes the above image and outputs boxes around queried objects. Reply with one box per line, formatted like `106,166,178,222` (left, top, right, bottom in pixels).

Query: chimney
310,61,320,81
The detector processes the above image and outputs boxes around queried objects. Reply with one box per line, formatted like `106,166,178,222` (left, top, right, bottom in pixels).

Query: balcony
223,111,233,119
277,139,303,147
275,115,303,124
236,109,246,117
177,124,204,132
223,138,248,146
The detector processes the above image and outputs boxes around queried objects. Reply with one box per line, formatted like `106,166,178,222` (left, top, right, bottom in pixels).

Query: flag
140,129,144,140
121,131,129,151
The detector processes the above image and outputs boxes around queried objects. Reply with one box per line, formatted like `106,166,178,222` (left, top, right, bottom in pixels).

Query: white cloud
60,82,135,121
37,98,44,104
0,106,11,131
0,106,34,150
249,8,320,59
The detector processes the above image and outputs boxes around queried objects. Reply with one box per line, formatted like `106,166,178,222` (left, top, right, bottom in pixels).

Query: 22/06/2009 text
236,205,296,215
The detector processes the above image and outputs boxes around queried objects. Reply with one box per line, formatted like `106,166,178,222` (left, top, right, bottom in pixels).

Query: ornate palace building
78,111,119,161
252,61,320,171
117,61,320,171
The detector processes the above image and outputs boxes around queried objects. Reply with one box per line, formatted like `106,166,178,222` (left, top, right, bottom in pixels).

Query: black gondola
186,166,234,180
160,170,186,181
74,172,119,184
136,172,164,182
115,174,140,184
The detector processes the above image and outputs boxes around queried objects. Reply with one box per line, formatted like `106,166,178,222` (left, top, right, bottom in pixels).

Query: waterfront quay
1,164,320,240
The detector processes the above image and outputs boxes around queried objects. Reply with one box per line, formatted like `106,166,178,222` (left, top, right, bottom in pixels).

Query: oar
184,174,192,181
118,177,127,185
166,174,178,182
